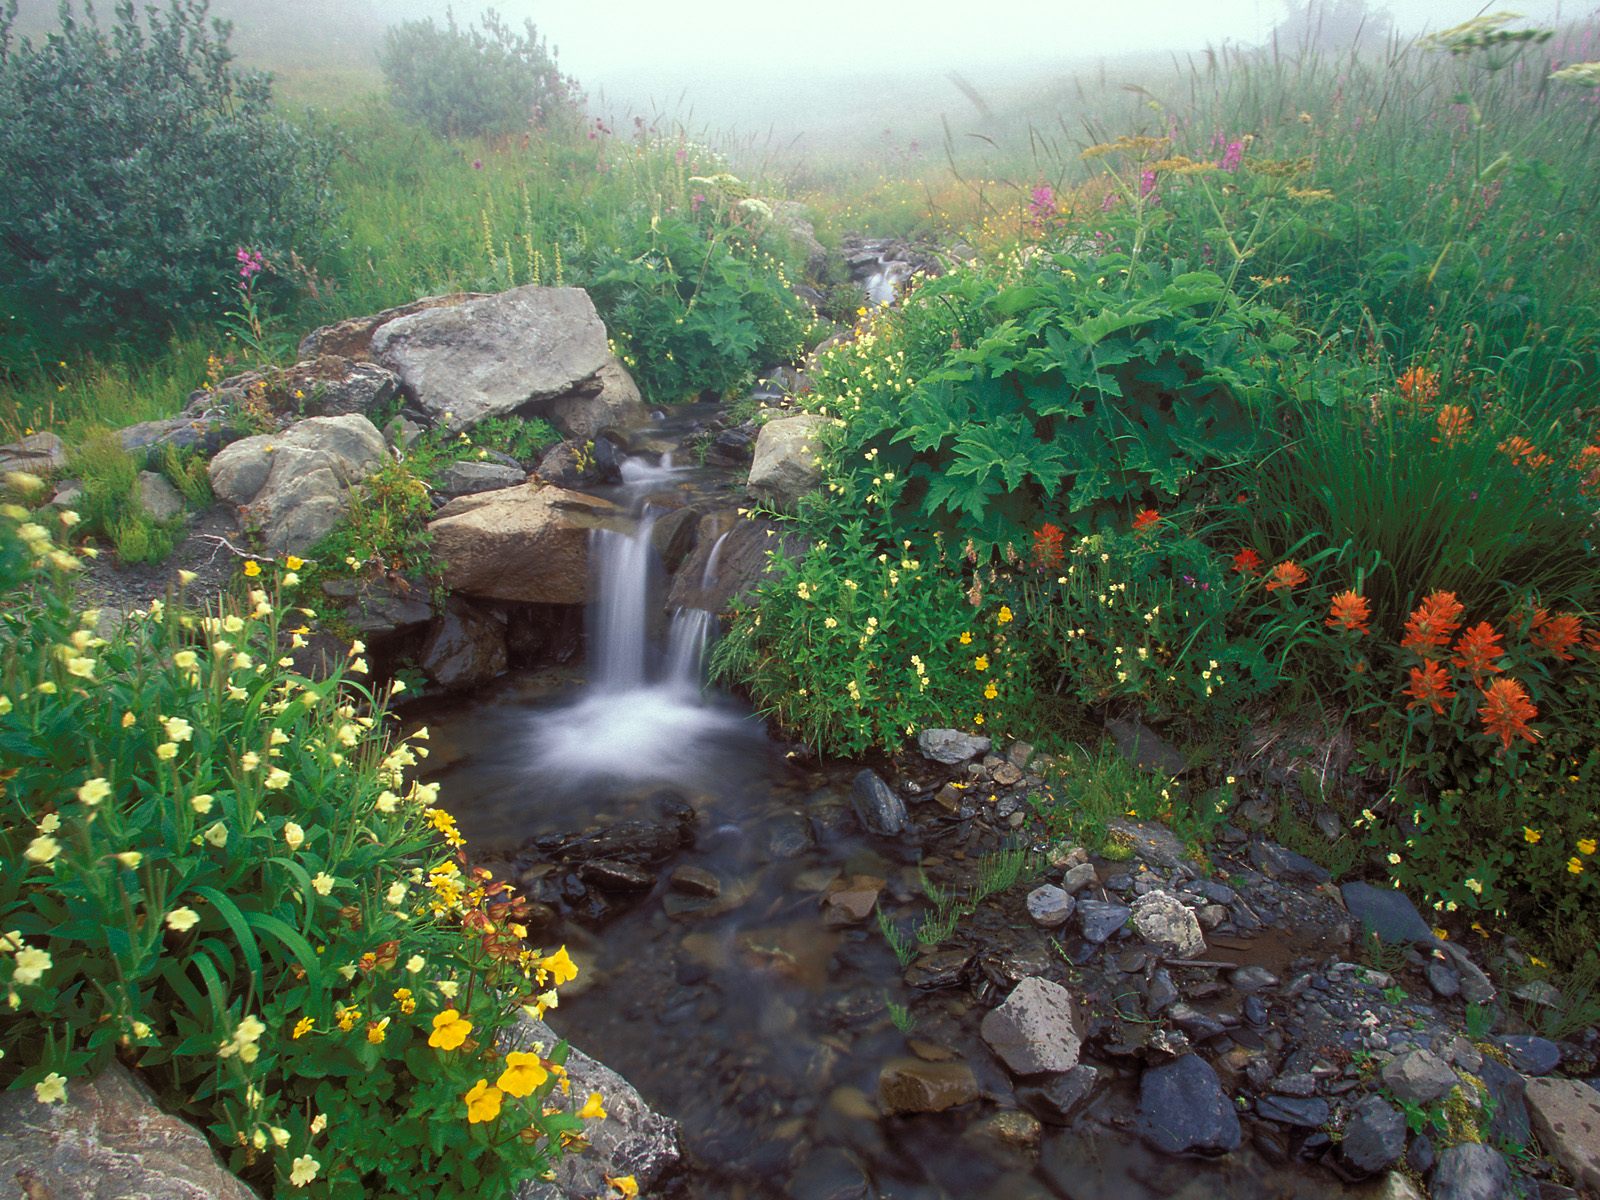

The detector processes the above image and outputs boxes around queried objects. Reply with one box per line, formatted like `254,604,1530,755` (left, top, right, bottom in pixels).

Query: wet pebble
1025,885,1075,929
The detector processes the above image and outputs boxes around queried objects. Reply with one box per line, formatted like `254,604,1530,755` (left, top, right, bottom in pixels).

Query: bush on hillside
378,9,579,140
0,0,339,366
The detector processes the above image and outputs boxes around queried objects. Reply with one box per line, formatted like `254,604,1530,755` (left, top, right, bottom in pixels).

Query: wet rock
877,1058,979,1114
508,1014,681,1198
136,470,184,521
538,356,650,441
650,506,700,575
1273,1072,1317,1098
965,1110,1042,1160
747,414,830,508
430,484,626,605
1478,1057,1531,1148
1254,1094,1330,1128
1438,942,1497,1004
1136,1054,1242,1156
1249,840,1332,884
1231,965,1279,993
1109,820,1194,870
1407,1134,1436,1175
668,866,721,898
1525,1077,1600,1193
1243,995,1268,1026
578,860,656,892
821,875,885,927
918,728,991,765
786,1146,869,1200
1025,885,1075,929
1059,863,1098,894
1145,968,1179,1015
0,1062,258,1200
980,977,1082,1076
1166,1004,1229,1043
1427,960,1462,998
903,950,972,991
1131,890,1206,959
531,818,691,865
535,438,620,488
435,459,527,497
1498,1035,1561,1076
1076,898,1131,944
851,769,908,837
418,597,508,689
992,762,1024,787
1016,1064,1100,1125
1381,1049,1460,1106
1106,716,1187,775
767,813,815,858
1340,881,1433,945
320,575,436,636
1429,1143,1513,1200
0,430,67,475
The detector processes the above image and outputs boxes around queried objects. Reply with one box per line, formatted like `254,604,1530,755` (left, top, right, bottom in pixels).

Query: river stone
1131,890,1206,959
1429,1143,1513,1200
507,1014,681,1198
850,769,908,836
787,1146,870,1200
1026,885,1075,929
1478,1057,1531,1148
916,728,991,764
1340,1093,1408,1174
320,575,436,636
536,356,650,441
1060,863,1098,895
372,285,611,430
136,470,184,521
1525,1077,1600,1193
980,977,1082,1077
1427,960,1462,998
746,413,832,508
429,484,626,604
1438,942,1497,1004
904,949,972,990
877,1058,979,1114
1341,881,1433,945
418,597,508,689
1254,1093,1330,1128
1016,1064,1100,1125
208,413,388,553
667,866,721,898
1136,1053,1242,1156
821,875,884,926
1498,1035,1561,1076
650,506,700,576
1230,965,1279,994
578,860,656,892
0,1062,257,1200
1249,839,1332,884
434,459,527,497
966,1109,1043,1161
1076,898,1131,944
1381,1049,1460,1105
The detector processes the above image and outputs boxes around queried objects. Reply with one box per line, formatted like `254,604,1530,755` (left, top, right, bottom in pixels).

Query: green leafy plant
67,428,183,564
875,909,917,968
884,996,916,1034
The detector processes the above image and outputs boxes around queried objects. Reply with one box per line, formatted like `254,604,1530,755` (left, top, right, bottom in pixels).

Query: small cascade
618,452,685,489
701,529,732,591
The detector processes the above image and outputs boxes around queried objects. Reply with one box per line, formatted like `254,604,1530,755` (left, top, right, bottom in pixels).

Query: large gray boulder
980,976,1082,1076
208,413,389,554
429,484,626,605
372,286,612,430
746,414,831,507
1525,1076,1600,1194
0,430,66,476
538,356,650,441
506,1015,681,1199
0,1063,257,1200
419,598,508,690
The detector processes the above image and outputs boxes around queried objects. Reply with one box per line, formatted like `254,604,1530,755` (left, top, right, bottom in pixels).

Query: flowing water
413,457,1364,1199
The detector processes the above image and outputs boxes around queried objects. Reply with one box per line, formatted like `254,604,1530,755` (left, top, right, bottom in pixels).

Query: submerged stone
877,1058,979,1115
1136,1053,1242,1156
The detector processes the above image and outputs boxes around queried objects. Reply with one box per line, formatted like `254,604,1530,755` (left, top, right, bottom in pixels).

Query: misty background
7,0,1594,155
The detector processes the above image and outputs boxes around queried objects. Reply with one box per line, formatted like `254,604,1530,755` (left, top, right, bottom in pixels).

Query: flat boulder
298,293,486,360
746,414,831,508
1341,881,1433,945
372,285,612,430
1136,1054,1242,1156
980,976,1082,1076
1525,1076,1600,1194
429,484,626,605
917,728,991,765
208,413,388,554
0,1063,257,1199
0,430,66,476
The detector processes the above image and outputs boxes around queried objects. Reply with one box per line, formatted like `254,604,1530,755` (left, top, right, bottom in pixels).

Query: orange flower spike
1433,405,1473,444
1530,610,1583,662
1400,590,1464,657
1264,561,1308,592
1397,365,1439,404
1031,523,1065,570
1404,661,1456,715
1326,590,1371,635
1231,547,1263,576
1132,508,1161,534
1478,677,1539,750
1451,621,1505,682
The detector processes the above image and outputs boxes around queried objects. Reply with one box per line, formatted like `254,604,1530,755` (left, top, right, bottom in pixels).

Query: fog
8,0,1592,149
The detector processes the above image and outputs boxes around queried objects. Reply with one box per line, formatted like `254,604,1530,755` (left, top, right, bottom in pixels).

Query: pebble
1025,885,1075,929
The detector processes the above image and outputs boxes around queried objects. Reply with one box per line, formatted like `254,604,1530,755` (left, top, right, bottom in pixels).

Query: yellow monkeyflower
540,946,578,986
496,1050,549,1098
1579,837,1598,856
428,1009,472,1050
1524,827,1542,844
983,681,998,701
1569,857,1585,875
34,1073,68,1105
973,655,989,672
464,1079,503,1124
285,555,305,570
608,1176,640,1198
242,560,262,577
578,1091,607,1120
959,631,972,645
366,1017,390,1044
997,605,1014,624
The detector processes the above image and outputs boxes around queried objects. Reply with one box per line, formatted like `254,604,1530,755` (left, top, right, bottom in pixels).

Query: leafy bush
67,429,183,564
0,503,601,1197
378,9,578,140
0,0,339,363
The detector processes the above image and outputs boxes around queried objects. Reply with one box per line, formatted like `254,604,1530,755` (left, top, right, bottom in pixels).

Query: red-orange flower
1231,547,1263,576
1573,444,1600,496
1404,660,1456,715
1401,591,1465,657
1451,621,1505,681
1529,609,1583,662
1326,590,1371,634
1499,435,1552,471
1264,561,1308,592
1397,365,1439,404
1132,508,1161,534
1031,523,1065,570
1478,677,1539,749
1433,405,1473,445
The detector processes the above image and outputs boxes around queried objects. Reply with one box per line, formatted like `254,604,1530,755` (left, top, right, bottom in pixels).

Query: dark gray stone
1060,862,1098,894
418,597,507,690
1479,1058,1530,1150
1498,1035,1560,1076
1016,1065,1100,1125
1428,960,1462,998
1025,885,1075,929
904,949,972,991
1341,881,1433,945
1166,1003,1229,1042
1136,1054,1242,1156
1429,1143,1513,1200
1076,899,1131,944
1250,840,1331,884
850,769,908,836
1381,1049,1460,1106
434,459,527,497
1106,716,1187,775
917,727,991,765
1255,1094,1330,1127
1341,1094,1407,1175
1231,965,1279,994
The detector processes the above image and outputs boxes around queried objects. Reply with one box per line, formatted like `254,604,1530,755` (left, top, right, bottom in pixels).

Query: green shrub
377,9,578,140
0,508,597,1197
0,0,338,364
